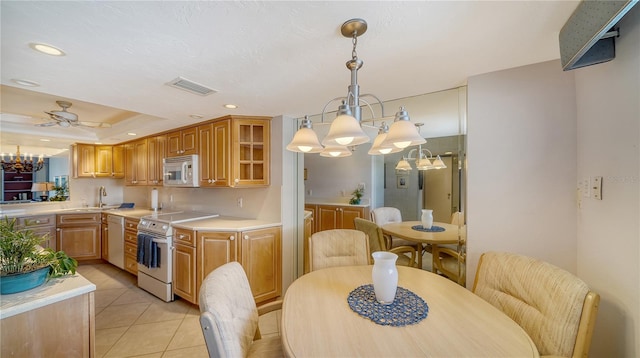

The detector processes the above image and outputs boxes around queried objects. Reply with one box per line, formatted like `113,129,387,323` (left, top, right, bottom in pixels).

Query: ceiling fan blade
35,121,58,127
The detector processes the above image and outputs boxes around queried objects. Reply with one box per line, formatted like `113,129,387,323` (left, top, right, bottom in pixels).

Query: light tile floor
77,263,281,358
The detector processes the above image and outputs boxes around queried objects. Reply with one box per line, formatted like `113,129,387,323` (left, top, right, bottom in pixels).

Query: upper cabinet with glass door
232,116,270,187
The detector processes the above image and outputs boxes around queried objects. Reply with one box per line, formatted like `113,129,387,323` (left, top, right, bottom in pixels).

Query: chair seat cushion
248,336,283,358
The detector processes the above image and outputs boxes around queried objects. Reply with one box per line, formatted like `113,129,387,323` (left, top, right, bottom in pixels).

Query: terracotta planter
0,266,49,295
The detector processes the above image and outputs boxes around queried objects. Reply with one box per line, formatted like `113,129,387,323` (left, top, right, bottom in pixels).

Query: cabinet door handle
244,235,249,240
56,228,61,231
230,235,235,241
179,234,185,239
234,178,240,184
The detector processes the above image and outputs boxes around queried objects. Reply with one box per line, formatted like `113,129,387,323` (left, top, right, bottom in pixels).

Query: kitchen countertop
305,197,370,207
172,215,281,231
0,273,96,319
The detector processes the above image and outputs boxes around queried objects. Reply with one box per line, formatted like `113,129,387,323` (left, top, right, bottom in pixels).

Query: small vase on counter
371,251,398,305
421,209,433,229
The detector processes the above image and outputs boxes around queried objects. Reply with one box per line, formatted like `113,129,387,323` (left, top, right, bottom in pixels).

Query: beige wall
574,5,639,356
466,6,639,355
467,59,578,276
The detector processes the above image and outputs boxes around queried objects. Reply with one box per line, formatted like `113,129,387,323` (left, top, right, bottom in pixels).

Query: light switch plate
592,176,603,200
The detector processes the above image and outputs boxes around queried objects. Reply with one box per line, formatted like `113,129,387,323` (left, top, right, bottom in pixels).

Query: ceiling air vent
166,77,218,96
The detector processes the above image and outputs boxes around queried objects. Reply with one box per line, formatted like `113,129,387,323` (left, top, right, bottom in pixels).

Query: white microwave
163,155,199,187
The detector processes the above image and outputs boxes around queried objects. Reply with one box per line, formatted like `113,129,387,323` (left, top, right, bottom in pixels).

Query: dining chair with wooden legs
354,217,419,267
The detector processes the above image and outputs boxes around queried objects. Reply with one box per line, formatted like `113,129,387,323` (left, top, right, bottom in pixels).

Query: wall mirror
1,155,69,203
303,86,467,284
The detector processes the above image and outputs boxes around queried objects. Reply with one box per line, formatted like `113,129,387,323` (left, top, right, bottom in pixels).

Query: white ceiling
0,1,580,157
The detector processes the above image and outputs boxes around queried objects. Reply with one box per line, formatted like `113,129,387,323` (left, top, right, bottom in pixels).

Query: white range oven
136,211,218,302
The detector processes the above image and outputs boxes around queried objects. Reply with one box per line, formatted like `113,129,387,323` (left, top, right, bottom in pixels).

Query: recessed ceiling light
39,138,51,142
127,133,137,136
223,104,238,109
190,114,204,119
28,42,66,56
11,79,40,87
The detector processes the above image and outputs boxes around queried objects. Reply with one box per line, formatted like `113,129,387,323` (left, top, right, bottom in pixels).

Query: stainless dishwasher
107,214,125,269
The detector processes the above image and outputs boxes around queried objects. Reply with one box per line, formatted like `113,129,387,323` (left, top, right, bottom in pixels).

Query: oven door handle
152,238,170,244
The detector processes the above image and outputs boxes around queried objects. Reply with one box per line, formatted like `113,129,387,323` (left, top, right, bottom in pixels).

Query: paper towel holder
151,188,159,211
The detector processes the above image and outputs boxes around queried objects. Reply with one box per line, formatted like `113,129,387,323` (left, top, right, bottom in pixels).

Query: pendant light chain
352,33,358,60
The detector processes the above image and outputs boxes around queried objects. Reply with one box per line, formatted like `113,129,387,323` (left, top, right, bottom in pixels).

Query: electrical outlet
237,197,243,208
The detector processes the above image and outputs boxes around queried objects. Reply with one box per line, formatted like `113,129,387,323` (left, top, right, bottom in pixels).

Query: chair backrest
309,229,370,271
450,211,464,225
199,261,259,358
370,207,402,226
353,217,386,254
472,252,599,358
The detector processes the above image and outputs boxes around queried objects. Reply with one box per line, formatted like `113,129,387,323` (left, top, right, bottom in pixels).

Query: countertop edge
0,273,96,319
172,216,282,231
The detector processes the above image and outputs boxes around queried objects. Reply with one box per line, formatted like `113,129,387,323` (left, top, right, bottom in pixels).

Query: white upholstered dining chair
472,252,599,358
199,261,283,358
308,229,369,271
370,207,417,249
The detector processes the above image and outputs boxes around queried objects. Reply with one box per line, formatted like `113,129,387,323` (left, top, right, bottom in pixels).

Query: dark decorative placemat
347,284,428,326
411,225,445,232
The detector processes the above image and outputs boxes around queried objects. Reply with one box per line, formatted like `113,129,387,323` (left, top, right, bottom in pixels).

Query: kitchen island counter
1,273,96,357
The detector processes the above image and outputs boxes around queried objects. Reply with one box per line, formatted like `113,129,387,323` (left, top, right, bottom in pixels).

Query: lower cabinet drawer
124,254,138,275
124,242,137,257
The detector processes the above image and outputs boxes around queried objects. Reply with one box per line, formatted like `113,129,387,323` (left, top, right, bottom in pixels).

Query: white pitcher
371,251,398,305
421,209,433,229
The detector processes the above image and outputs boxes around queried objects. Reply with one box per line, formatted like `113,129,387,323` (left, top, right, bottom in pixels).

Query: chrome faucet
98,186,107,208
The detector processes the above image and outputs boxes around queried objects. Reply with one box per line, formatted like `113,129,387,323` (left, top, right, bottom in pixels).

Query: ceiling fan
37,100,111,128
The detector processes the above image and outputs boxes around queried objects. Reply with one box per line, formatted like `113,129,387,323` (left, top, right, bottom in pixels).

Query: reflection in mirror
303,86,467,285
0,156,69,203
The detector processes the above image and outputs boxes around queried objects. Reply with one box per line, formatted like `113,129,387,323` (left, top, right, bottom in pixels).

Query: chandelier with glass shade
286,18,426,157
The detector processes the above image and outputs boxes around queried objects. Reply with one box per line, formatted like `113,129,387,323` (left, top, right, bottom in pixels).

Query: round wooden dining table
281,265,539,357
381,221,461,270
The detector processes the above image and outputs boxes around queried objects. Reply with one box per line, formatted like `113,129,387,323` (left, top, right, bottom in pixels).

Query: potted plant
349,186,364,205
49,183,69,201
0,217,78,294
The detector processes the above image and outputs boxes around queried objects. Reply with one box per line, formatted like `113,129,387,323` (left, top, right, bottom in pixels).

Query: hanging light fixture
395,158,412,171
286,116,323,153
320,145,352,158
287,18,425,156
1,146,44,173
368,122,404,155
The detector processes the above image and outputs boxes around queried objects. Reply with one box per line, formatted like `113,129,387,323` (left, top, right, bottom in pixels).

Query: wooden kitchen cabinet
95,145,124,178
147,135,166,185
124,139,148,186
101,213,108,261
232,117,270,187
173,228,198,303
239,226,281,303
316,204,369,232
72,143,95,178
72,143,124,178
17,214,56,251
198,119,231,187
112,144,125,178
176,226,281,305
124,218,139,275
56,213,101,261
167,127,198,157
